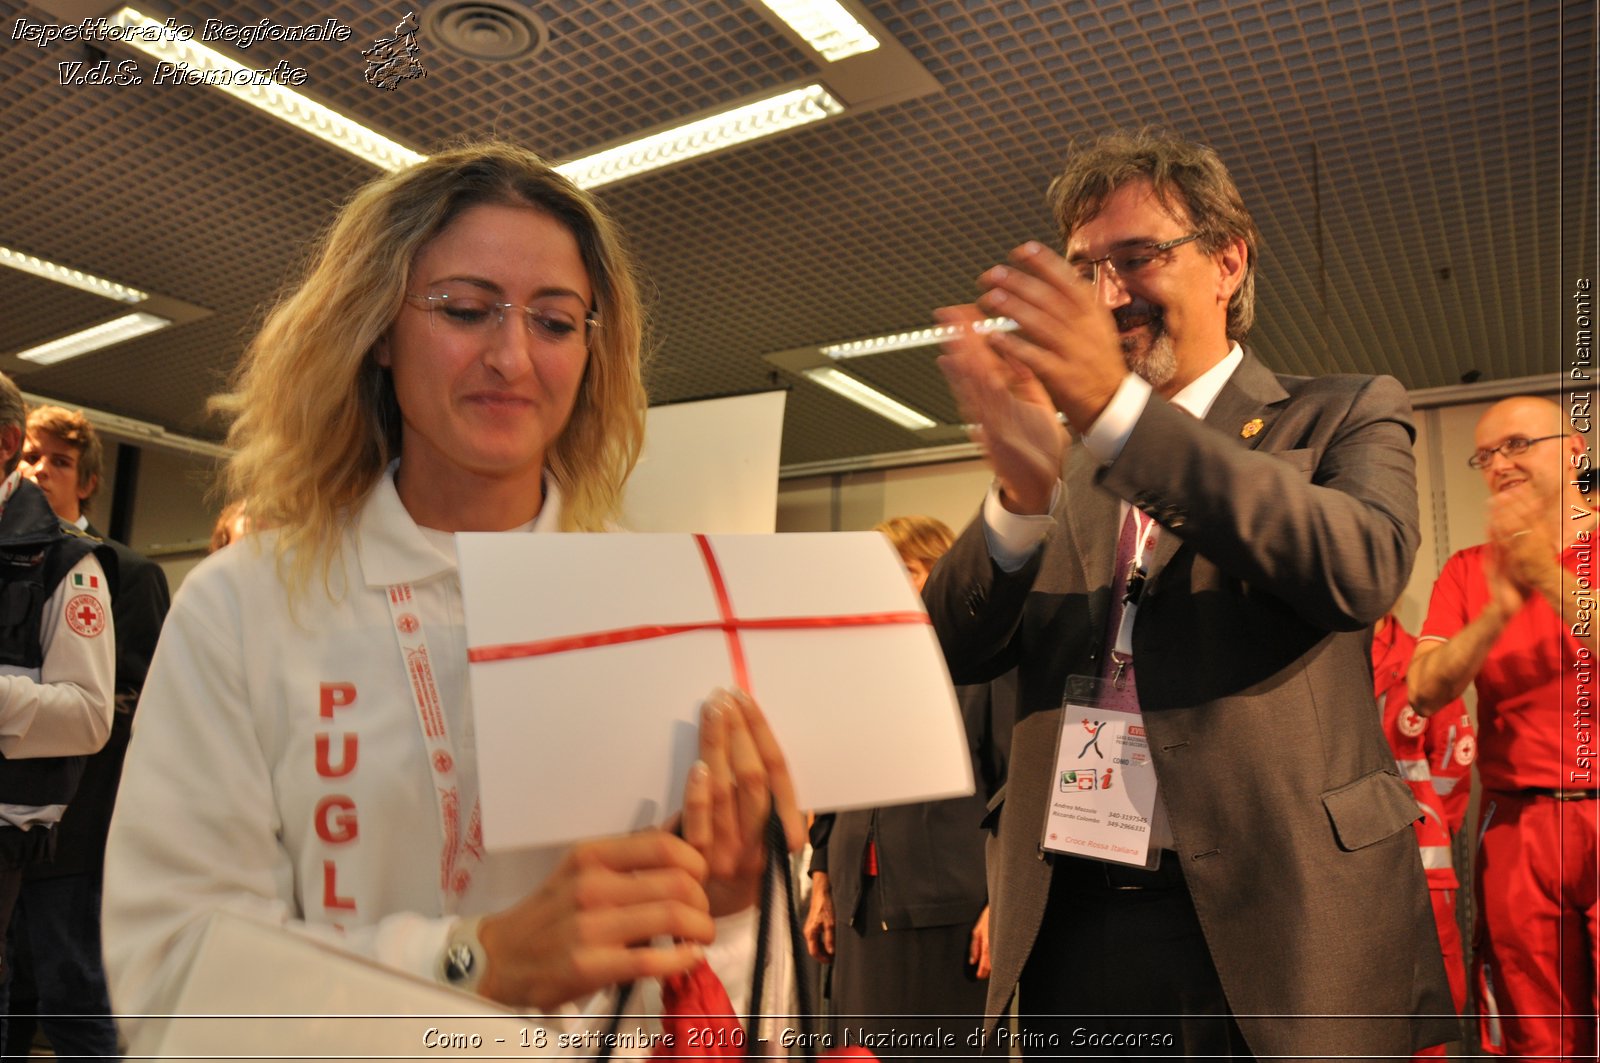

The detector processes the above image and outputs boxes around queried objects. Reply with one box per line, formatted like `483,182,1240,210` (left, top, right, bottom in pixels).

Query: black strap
745,808,780,1042
745,804,814,1062
596,980,635,1061
780,813,815,1023
598,801,811,1063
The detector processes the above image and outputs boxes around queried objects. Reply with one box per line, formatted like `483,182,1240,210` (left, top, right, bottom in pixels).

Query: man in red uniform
1410,394,1596,1058
1373,611,1476,1051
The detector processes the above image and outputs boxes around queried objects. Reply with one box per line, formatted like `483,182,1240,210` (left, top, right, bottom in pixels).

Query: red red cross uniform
1372,614,1475,1048
1420,542,1598,1059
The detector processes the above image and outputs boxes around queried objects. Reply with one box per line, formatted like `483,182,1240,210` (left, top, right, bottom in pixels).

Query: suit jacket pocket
981,785,1005,834
1322,768,1419,851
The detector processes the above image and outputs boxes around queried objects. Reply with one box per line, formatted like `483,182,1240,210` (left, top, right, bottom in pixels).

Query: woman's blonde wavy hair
212,141,648,598
873,515,954,567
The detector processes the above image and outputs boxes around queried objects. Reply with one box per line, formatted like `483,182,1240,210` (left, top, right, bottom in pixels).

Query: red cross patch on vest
65,593,106,638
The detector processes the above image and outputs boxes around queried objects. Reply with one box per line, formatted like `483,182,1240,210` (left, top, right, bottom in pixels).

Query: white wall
777,388,1561,640
103,383,1564,597
1399,400,1497,630
779,459,992,537
110,444,224,593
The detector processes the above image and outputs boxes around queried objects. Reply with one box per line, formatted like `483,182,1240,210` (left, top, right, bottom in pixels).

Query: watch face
446,942,476,983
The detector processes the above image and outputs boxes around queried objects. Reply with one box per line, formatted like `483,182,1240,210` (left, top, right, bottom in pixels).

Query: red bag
656,961,744,1058
604,808,877,1062
654,954,873,1060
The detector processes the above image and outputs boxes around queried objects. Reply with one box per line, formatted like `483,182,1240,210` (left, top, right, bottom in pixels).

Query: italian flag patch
72,573,99,590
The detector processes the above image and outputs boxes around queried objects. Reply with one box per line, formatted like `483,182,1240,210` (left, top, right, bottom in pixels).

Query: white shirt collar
356,461,564,588
1169,342,1244,421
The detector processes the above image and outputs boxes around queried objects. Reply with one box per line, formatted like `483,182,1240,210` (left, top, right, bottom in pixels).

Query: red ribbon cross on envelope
466,534,929,693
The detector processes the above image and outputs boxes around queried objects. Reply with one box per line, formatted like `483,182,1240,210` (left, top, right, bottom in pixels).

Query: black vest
0,478,105,869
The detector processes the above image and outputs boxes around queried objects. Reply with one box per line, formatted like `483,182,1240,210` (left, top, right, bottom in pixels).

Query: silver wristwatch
438,915,487,992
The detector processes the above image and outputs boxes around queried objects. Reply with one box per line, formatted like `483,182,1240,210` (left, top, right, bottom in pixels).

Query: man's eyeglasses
404,292,599,349
1467,434,1566,470
1073,233,1203,286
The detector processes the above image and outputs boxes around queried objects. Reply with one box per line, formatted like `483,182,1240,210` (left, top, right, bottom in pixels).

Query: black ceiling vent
422,1,549,63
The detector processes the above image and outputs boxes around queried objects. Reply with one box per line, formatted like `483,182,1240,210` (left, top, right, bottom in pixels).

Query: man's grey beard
1123,327,1177,390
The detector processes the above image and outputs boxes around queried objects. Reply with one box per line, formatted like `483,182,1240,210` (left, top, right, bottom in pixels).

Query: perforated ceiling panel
1,0,1593,466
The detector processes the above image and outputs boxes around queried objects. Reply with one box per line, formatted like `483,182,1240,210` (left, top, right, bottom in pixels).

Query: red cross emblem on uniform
1398,706,1426,737
397,613,419,635
65,594,106,638
432,750,453,774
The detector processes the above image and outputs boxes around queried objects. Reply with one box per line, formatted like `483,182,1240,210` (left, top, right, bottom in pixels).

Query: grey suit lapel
1062,444,1121,609
1143,352,1290,578
1202,350,1290,440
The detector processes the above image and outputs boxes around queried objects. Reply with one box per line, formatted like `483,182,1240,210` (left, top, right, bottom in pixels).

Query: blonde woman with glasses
104,143,800,1039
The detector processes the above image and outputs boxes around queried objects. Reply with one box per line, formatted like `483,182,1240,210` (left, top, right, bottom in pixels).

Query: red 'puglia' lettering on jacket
317,682,359,916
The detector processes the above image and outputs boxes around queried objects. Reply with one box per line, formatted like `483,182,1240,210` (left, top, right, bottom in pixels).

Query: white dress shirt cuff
982,480,1059,572
1082,372,1153,464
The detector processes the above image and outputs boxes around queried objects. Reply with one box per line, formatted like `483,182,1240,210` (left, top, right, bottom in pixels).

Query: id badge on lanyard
388,582,483,907
1042,675,1161,868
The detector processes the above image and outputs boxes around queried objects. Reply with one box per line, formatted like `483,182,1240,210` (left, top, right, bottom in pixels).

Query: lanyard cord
386,581,483,907
1111,508,1158,662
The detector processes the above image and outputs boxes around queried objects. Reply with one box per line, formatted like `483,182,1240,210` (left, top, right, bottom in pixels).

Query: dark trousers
1,872,120,1062
0,871,18,979
825,875,987,1059
1015,853,1251,1059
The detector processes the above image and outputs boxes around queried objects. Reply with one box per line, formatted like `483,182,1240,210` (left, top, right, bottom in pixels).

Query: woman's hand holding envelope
683,688,805,917
471,689,802,1008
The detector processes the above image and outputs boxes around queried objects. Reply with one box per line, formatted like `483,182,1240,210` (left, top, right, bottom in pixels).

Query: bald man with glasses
1410,395,1596,1060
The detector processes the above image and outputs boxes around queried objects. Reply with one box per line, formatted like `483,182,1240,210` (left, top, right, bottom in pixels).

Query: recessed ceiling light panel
802,366,936,430
0,246,148,304
105,8,842,187
16,312,172,365
108,7,426,172
823,317,1017,359
557,84,844,190
757,0,880,61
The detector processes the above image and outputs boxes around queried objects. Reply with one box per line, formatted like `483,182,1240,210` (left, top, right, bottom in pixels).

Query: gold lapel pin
1240,418,1264,439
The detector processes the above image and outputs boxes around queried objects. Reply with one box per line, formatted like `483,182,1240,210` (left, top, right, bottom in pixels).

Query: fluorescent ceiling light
822,317,1017,359
16,312,172,365
803,366,936,430
555,85,844,189
107,8,841,187
757,0,880,61
0,246,148,304
108,7,426,172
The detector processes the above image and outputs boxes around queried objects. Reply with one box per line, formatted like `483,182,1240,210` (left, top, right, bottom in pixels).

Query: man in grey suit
925,130,1456,1058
